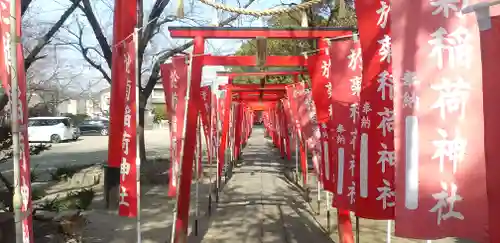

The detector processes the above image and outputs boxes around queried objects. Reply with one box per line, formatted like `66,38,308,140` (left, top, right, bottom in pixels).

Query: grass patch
38,188,96,212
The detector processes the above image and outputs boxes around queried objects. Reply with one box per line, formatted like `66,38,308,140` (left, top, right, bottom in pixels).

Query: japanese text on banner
355,0,395,220
392,0,489,241
118,39,137,217
329,39,362,212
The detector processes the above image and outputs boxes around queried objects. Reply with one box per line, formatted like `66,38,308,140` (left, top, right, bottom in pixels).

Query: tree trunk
138,93,147,163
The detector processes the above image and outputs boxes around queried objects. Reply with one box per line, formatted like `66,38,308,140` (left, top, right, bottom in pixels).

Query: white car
28,116,76,143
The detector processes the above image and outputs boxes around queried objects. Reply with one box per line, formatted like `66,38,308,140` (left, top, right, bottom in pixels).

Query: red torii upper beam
218,72,295,100
169,26,354,39
219,83,288,89
202,55,308,67
217,70,306,77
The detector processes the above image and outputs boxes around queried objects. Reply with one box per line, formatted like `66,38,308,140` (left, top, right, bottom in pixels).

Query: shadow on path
188,128,333,243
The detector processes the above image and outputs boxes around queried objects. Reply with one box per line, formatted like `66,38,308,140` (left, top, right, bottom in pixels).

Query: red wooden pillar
282,106,291,160
337,209,354,243
173,36,204,243
234,103,243,160
278,109,285,159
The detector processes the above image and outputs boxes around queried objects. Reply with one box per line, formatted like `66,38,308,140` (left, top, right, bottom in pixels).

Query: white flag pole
215,93,220,203
194,112,201,235
355,216,360,243
170,52,194,243
295,129,299,183
133,27,142,243
386,220,392,243
9,0,24,242
207,85,214,215
316,167,321,215
325,191,331,232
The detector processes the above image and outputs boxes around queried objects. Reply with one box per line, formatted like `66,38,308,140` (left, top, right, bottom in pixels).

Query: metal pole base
316,200,321,215
215,178,220,203
304,187,311,202
103,166,120,209
194,219,198,236
208,194,212,216
356,216,360,243
326,210,331,233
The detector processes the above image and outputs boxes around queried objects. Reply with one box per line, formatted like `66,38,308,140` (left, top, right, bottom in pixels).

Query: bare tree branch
76,0,112,67
24,0,82,69
0,0,81,112
21,0,33,16
138,0,171,61
142,0,257,98
58,19,112,83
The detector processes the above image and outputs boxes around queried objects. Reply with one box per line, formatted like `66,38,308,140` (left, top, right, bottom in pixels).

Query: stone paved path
194,127,333,243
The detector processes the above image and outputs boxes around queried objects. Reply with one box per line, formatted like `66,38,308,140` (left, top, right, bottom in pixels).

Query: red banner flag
0,0,34,241
309,39,335,190
161,57,188,197
310,39,333,123
392,0,489,241
211,92,218,164
479,15,500,243
108,0,137,168
285,85,300,135
286,84,308,184
329,39,362,211
118,38,138,217
354,0,395,220
295,83,321,174
279,102,291,161
218,87,231,179
200,86,212,159
0,2,9,96
234,102,244,158
281,98,294,156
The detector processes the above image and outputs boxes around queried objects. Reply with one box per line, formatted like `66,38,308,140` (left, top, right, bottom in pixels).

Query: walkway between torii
192,127,332,243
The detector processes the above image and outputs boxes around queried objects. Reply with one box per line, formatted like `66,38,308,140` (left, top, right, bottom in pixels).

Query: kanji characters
376,179,396,210
376,1,391,29
429,181,464,225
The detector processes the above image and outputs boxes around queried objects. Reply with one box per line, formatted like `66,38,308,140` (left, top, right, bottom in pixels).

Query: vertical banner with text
118,38,138,217
211,92,218,165
200,86,212,164
161,57,188,197
392,0,489,241
0,0,34,241
309,40,333,189
330,39,362,212
296,84,321,175
109,0,137,168
355,0,395,220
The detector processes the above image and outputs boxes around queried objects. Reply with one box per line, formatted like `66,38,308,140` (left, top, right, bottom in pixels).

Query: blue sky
25,0,296,91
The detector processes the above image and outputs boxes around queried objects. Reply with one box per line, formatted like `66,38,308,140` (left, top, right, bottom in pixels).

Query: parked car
78,120,109,136
28,116,76,143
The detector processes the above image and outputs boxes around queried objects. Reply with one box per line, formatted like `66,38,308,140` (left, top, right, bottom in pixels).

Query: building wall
56,99,78,115
100,90,111,114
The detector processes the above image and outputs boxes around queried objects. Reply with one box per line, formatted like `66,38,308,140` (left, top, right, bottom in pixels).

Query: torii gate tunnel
168,26,355,243
217,71,306,161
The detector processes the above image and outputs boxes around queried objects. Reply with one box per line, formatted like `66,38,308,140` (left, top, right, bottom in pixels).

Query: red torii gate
168,26,354,243
218,70,305,101
217,71,302,162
